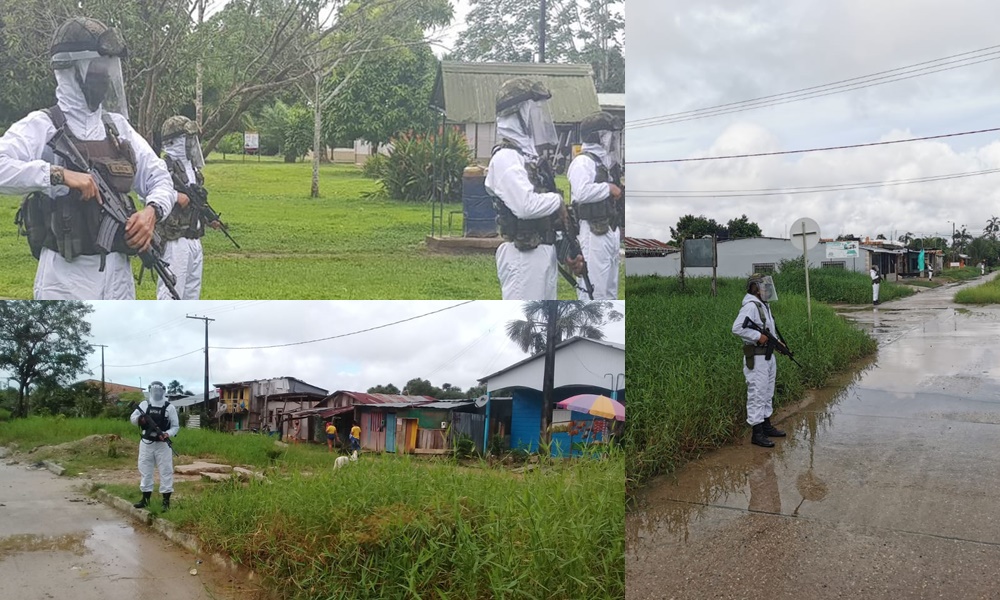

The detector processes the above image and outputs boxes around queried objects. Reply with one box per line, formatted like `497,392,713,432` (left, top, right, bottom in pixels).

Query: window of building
752,263,776,274
552,409,572,423
821,261,846,269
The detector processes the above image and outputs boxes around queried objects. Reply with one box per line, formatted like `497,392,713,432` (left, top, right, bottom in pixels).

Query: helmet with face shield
50,17,129,119
161,115,205,170
496,78,559,153
580,111,622,166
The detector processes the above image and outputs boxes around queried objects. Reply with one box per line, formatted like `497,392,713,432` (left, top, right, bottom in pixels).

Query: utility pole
94,344,108,404
540,300,559,449
539,0,547,63
187,315,215,410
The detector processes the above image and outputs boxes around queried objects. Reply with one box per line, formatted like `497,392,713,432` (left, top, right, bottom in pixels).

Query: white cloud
627,0,1000,243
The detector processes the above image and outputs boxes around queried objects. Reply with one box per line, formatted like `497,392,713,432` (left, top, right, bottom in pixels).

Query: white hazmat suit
568,144,619,299
871,268,880,304
486,113,563,300
157,136,204,300
732,293,779,426
130,396,180,495
0,66,175,299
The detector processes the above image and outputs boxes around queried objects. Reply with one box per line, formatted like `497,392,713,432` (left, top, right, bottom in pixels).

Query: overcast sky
627,0,1000,243
69,301,623,395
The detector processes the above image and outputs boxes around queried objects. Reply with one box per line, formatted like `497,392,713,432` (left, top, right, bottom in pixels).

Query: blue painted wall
508,387,624,457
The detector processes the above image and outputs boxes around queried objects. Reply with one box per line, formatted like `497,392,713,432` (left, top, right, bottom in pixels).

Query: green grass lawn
624,275,878,495
0,158,623,299
940,266,982,282
954,274,1000,304
1,416,623,599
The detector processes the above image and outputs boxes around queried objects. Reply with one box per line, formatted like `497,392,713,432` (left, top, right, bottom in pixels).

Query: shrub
361,152,387,180
215,132,244,159
453,434,475,459
179,413,190,428
0,408,11,422
378,128,472,202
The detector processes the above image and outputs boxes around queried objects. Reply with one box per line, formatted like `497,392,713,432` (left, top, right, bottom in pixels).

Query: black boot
751,423,774,448
762,417,786,437
133,491,151,509
161,493,171,511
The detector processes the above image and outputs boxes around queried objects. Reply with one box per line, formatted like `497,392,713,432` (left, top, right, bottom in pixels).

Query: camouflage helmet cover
496,78,552,115
161,115,199,142
747,272,765,294
50,17,127,69
580,111,620,141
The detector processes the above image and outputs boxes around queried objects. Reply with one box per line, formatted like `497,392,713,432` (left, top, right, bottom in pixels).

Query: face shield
149,381,166,403
186,134,205,170
522,99,558,153
758,276,778,302
72,56,128,119
607,131,622,167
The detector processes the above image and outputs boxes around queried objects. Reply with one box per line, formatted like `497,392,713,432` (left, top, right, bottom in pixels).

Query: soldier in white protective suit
486,78,584,300
0,17,175,299
129,381,180,511
732,274,788,448
567,112,624,299
156,115,220,300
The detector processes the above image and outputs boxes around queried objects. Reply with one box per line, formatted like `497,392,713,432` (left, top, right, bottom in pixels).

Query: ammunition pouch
575,199,616,235
743,345,770,370
494,198,557,251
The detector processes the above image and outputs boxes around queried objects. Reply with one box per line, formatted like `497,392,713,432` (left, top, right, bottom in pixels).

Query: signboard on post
826,241,859,259
680,236,719,296
789,217,821,336
243,131,259,161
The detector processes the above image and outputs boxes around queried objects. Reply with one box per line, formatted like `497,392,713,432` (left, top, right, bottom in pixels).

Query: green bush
0,408,11,422
215,132,244,159
955,276,1000,304
453,434,475,459
179,413,190,428
378,129,472,202
624,275,878,495
361,152,387,180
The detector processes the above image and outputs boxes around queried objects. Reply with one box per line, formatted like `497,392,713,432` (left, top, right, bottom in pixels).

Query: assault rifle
131,402,178,456
741,317,804,369
167,161,240,249
48,129,180,299
610,163,625,236
536,154,595,300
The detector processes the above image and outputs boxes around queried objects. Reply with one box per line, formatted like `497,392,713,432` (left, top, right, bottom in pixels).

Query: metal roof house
478,336,625,456
213,377,328,437
431,61,601,162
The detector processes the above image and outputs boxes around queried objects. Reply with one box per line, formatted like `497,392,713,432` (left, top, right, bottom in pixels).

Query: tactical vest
159,155,204,242
489,139,559,251
573,152,619,236
14,105,137,264
141,401,171,441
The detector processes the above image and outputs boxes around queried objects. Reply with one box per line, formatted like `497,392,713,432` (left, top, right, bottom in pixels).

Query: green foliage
366,383,400,394
506,300,623,355
0,301,94,418
453,433,475,458
214,132,244,158
941,266,982,282
283,104,313,162
623,275,878,494
179,413,190,428
0,160,614,299
965,236,1000,266
954,276,1000,304
0,408,11,422
773,257,915,304
361,153,388,180
378,129,472,202
726,214,763,239
488,434,505,457
101,402,134,420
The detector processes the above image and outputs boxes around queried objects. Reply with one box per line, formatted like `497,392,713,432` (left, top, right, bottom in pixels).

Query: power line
210,301,476,350
628,168,1000,198
626,126,1000,165
106,348,203,368
626,45,1000,130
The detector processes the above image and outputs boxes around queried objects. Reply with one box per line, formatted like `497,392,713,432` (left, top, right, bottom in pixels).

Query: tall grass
773,259,914,304
941,266,982,282
955,276,1000,304
624,275,877,494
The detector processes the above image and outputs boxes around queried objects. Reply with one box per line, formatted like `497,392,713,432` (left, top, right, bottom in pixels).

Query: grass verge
772,260,914,304
940,266,983,283
623,275,877,495
954,275,1000,304
2,417,624,599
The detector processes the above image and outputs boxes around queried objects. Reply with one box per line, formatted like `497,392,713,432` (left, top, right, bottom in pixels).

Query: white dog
334,450,359,469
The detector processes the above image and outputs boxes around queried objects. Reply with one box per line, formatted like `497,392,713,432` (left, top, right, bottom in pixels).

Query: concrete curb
91,488,254,578
42,460,65,476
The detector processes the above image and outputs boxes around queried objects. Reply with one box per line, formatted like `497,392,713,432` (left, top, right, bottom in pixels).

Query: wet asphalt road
627,274,1000,599
0,459,238,600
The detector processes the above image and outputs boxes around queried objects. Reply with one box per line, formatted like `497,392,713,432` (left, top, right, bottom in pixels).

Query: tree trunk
311,74,322,198
17,382,26,419
540,300,558,450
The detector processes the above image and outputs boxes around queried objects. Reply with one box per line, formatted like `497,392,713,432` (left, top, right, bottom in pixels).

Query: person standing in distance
129,381,179,511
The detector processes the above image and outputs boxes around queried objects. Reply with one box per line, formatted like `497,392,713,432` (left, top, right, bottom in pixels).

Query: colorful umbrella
556,394,625,421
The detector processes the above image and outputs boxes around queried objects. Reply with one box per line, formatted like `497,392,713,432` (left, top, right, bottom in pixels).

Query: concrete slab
174,462,232,475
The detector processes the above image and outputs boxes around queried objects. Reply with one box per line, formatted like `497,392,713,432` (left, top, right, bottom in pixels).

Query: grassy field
954,274,1000,304
0,157,622,299
940,266,983,282
0,417,624,599
772,261,914,304
624,276,877,494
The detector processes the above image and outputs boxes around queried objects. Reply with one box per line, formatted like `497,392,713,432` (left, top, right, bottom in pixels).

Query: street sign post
790,217,821,335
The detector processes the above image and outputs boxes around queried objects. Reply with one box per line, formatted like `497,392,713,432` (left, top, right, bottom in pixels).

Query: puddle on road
0,532,88,560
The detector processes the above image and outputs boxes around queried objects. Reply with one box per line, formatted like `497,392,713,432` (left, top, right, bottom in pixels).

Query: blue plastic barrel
462,166,498,238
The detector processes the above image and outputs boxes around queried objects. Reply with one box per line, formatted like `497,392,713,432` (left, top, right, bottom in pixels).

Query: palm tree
167,380,184,396
506,301,624,355
985,216,1000,241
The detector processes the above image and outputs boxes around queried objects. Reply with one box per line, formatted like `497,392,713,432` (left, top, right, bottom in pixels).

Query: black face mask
75,64,110,112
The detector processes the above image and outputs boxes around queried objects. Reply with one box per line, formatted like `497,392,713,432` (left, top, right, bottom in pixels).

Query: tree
573,0,625,92
453,0,577,63
899,232,914,245
31,381,103,418
0,301,93,418
465,384,486,398
875,234,886,240
967,236,998,266
984,216,1000,241
367,383,401,394
167,380,185,396
669,214,726,244
506,301,623,355
726,215,763,239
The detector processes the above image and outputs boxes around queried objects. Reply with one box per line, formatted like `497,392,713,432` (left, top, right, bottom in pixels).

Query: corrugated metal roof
357,402,432,409
331,392,436,406
431,61,600,124
479,336,625,383
598,93,625,109
420,401,475,409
